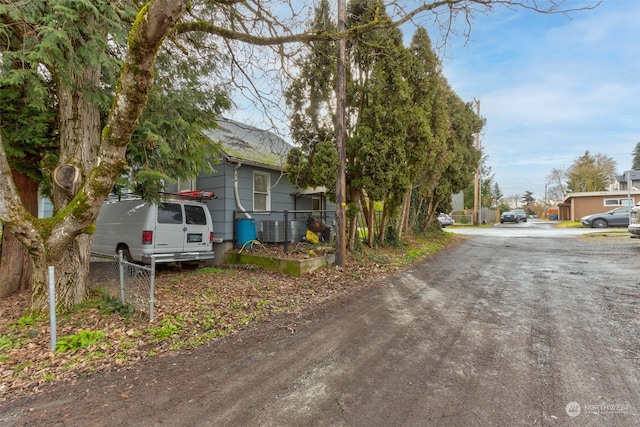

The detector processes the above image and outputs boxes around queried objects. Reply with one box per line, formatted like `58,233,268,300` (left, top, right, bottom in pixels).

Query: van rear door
182,203,212,252
154,202,186,254
154,202,211,254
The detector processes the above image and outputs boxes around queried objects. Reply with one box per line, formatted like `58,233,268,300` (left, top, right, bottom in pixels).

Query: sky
436,0,640,203
228,0,640,205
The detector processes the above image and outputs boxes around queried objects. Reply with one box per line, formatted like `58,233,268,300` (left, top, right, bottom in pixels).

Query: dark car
500,211,519,223
512,209,527,222
581,206,631,228
438,213,454,227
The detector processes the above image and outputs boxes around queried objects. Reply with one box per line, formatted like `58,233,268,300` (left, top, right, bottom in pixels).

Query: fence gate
89,252,156,320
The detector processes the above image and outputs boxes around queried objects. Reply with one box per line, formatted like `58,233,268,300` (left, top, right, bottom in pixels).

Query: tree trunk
378,203,386,245
361,196,375,248
348,214,358,251
347,186,359,251
29,234,91,313
410,196,424,232
27,65,103,314
0,171,38,298
426,199,438,229
334,0,347,268
398,187,413,238
0,232,32,298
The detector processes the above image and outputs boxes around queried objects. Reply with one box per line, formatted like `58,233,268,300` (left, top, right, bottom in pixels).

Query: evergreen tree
404,28,452,233
521,191,535,206
284,0,339,196
492,182,504,207
632,142,640,170
349,3,412,245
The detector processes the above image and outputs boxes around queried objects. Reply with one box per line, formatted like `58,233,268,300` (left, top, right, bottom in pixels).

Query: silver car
438,213,454,227
581,206,631,228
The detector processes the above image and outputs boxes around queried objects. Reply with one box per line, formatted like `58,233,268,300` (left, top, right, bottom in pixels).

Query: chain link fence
89,252,156,320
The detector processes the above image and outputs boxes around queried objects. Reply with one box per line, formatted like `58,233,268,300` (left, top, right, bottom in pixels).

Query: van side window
158,203,183,224
185,205,207,225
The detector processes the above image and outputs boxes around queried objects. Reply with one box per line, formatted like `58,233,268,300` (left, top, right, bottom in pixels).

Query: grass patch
145,315,187,341
0,334,26,352
556,221,582,228
196,267,230,275
56,330,106,353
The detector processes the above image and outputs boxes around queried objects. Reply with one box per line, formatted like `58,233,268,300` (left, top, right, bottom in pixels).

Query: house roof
563,190,640,203
615,170,640,183
203,118,291,170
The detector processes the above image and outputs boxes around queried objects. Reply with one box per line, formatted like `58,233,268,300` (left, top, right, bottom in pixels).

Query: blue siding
157,154,335,245
196,161,308,242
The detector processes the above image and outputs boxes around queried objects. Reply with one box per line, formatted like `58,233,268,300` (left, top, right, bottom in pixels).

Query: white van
92,192,215,264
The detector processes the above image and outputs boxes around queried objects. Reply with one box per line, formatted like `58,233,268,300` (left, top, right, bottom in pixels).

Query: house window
604,198,634,207
253,171,270,211
312,196,321,212
178,179,196,192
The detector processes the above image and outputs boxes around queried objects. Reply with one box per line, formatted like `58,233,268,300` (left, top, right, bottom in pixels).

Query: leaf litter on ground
0,233,456,401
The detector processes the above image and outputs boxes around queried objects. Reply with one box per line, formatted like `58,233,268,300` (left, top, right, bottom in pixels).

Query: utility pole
544,184,548,219
334,0,347,267
473,98,481,226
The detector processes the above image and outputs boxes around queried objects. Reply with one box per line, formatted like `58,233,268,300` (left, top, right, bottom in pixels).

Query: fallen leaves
0,234,455,402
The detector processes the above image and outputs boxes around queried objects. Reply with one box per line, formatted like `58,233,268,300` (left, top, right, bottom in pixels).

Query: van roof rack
160,190,217,202
105,190,217,202
105,193,142,201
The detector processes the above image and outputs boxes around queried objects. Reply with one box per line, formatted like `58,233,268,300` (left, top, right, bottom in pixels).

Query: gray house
613,170,640,191
178,118,334,265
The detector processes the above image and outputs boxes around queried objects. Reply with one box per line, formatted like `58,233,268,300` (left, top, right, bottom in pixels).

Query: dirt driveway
2,232,640,426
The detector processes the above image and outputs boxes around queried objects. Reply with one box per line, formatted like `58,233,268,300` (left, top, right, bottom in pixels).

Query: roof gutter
225,154,284,172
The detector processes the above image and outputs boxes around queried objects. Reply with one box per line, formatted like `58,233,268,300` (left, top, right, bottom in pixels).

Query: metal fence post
48,266,57,351
118,250,125,303
149,257,156,321
284,209,289,254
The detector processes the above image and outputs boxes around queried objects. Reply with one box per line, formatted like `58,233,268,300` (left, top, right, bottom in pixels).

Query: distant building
612,170,640,191
561,190,640,222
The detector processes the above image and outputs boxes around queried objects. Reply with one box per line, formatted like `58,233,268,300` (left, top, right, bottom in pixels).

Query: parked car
512,209,527,222
92,191,216,264
438,213,454,227
581,206,631,228
500,211,519,223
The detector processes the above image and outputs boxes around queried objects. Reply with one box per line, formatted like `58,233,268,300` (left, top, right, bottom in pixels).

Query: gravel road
3,228,640,426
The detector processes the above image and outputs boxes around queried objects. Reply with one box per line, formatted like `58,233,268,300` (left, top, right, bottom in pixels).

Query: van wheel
116,245,133,263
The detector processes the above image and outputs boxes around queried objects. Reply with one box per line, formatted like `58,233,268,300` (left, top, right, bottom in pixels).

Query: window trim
604,198,634,207
177,179,196,192
253,171,271,212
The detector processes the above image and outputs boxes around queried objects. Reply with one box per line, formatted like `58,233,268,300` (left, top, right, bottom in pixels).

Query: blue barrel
236,218,256,247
